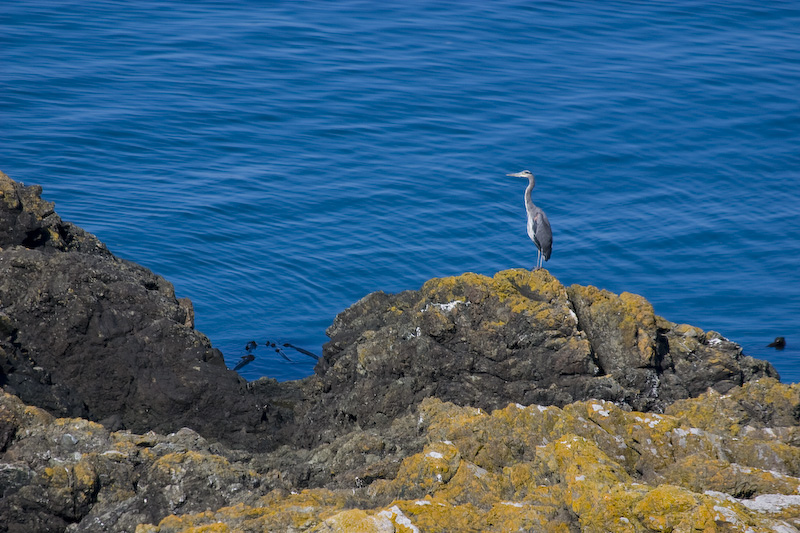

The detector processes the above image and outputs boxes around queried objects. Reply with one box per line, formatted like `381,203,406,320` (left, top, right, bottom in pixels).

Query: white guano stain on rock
378,505,420,533
423,300,469,313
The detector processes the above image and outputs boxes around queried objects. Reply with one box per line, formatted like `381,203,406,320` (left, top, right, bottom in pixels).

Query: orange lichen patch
151,451,231,476
663,454,800,497
568,284,659,368
420,272,494,304
673,323,704,337
544,434,632,488
434,460,503,508
371,441,461,501
492,269,565,316
22,403,55,426
0,172,20,208
72,457,99,489
393,499,483,533
566,483,649,533
634,485,700,530
634,486,764,532
133,382,800,532
485,493,572,532
417,269,571,319
494,268,567,302
316,508,393,532
140,490,350,533
39,457,99,519
667,378,800,433
136,512,223,533
53,416,106,435
481,319,508,330
619,292,657,361
43,464,70,485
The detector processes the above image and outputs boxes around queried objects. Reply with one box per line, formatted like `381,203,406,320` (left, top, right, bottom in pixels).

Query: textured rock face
301,269,777,443
0,171,268,447
1,169,778,454
0,169,793,532
3,380,793,532
0,391,271,532
147,378,800,531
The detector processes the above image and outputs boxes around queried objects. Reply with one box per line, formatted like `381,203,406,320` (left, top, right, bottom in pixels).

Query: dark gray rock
566,284,777,409
0,171,272,450
0,168,783,532
0,392,267,532
290,270,778,445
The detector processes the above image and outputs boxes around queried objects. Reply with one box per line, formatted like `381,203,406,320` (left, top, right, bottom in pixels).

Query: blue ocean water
2,1,799,383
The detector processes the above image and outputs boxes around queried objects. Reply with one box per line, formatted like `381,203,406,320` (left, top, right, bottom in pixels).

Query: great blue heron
507,170,552,270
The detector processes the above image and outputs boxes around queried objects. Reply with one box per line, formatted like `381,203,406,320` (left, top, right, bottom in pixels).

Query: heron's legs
534,249,542,271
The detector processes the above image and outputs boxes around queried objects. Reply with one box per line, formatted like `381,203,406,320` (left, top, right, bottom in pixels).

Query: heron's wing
531,209,553,260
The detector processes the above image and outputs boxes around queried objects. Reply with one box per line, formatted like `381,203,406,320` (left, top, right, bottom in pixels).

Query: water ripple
2,0,799,381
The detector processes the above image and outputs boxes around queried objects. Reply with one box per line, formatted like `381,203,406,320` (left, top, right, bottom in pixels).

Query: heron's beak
506,171,528,178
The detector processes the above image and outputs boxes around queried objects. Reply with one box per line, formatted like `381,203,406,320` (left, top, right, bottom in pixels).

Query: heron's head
506,170,535,181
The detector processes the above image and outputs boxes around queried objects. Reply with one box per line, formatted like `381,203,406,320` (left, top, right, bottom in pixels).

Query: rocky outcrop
293,269,777,446
2,380,798,532
0,169,791,531
0,171,270,449
2,169,777,457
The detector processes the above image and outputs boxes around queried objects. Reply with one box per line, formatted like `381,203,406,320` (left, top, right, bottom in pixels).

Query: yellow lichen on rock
142,490,351,533
371,441,462,501
418,268,568,319
0,171,21,208
15,379,800,533
316,508,394,532
22,402,56,427
420,272,493,304
619,291,657,364
569,284,659,368
493,268,568,319
494,268,565,303
667,378,800,433
152,450,231,477
83,381,800,532
387,500,483,533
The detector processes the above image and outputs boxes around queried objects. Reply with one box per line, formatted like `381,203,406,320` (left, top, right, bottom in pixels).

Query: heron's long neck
524,178,536,211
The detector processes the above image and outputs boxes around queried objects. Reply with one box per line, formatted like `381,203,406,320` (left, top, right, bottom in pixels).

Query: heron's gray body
507,170,552,270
